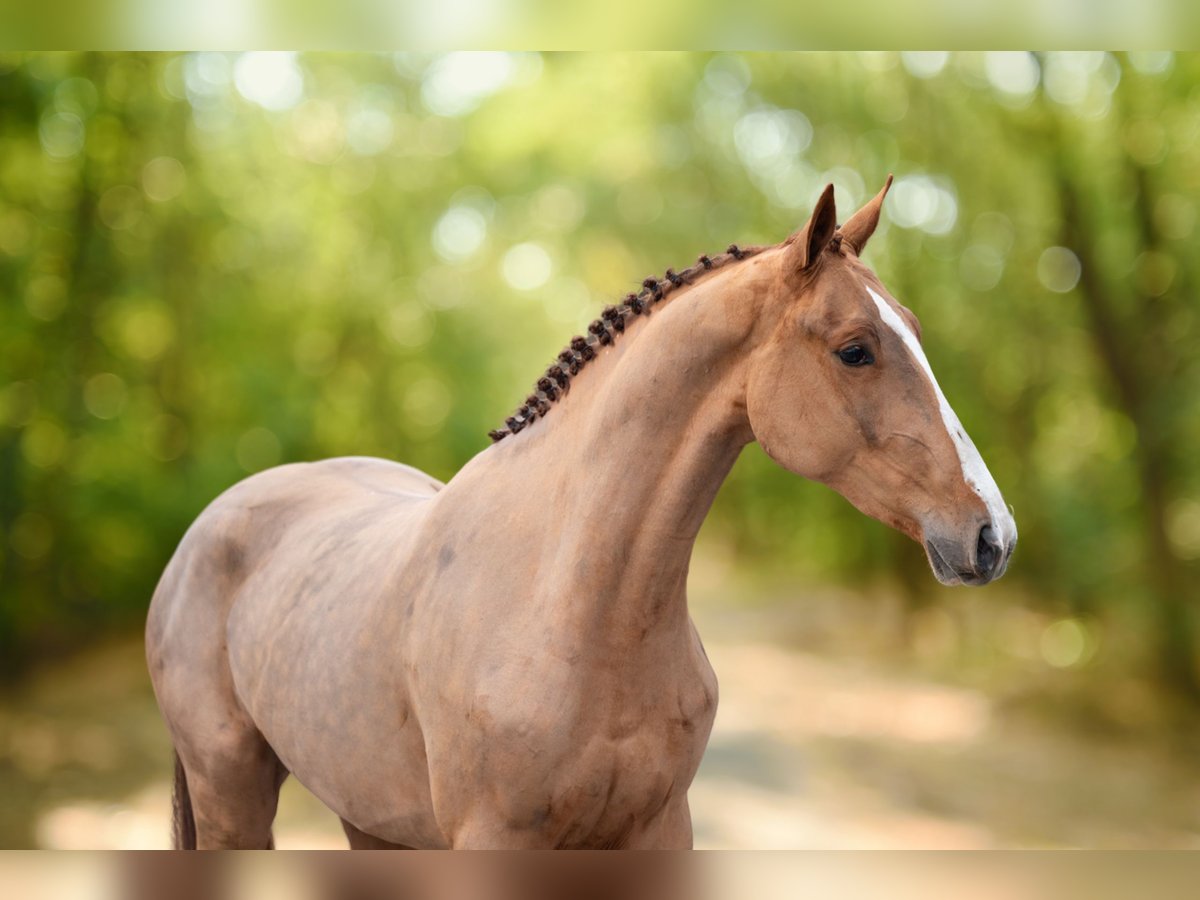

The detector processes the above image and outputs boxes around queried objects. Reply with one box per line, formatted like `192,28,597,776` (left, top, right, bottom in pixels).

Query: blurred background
0,51,1198,849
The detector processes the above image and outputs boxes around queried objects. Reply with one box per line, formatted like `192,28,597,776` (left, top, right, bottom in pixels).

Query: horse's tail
172,751,197,849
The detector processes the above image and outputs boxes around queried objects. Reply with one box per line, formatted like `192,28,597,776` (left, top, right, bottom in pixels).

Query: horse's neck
517,263,765,644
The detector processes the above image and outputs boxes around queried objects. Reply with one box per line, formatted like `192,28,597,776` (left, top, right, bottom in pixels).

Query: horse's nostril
976,523,1000,575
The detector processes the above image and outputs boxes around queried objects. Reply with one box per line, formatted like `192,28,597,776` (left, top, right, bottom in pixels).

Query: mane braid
487,244,765,442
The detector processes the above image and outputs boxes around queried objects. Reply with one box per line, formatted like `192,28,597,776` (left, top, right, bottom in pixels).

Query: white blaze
866,286,1016,545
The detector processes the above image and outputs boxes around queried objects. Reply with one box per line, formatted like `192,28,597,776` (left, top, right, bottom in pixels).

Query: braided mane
488,243,767,442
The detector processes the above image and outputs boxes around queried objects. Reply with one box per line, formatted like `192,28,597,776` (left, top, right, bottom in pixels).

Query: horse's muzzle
924,520,1014,587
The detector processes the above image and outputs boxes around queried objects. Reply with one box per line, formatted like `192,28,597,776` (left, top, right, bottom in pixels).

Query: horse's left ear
786,183,838,273
838,174,893,255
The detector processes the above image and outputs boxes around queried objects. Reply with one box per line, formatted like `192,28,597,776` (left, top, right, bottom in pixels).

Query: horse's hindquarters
147,457,446,848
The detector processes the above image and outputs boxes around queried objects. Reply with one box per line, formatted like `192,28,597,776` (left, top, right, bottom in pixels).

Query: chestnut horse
146,178,1016,849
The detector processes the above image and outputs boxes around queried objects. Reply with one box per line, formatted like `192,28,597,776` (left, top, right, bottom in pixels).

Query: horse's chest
511,678,716,846
566,729,698,846
419,622,718,846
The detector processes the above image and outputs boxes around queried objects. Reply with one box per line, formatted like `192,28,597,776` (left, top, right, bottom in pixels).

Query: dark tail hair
172,751,197,849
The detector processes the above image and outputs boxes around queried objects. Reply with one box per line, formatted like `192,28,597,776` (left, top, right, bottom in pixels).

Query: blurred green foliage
0,52,1197,693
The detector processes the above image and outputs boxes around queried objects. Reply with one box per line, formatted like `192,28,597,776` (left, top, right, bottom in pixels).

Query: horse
145,177,1017,849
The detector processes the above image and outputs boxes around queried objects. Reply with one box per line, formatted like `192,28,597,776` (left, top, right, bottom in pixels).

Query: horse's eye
837,345,874,367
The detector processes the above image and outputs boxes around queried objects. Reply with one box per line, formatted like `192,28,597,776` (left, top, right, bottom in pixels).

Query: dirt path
3,609,1198,849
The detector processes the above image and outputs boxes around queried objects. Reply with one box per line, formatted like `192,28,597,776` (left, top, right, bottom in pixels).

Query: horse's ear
839,174,893,255
786,183,837,272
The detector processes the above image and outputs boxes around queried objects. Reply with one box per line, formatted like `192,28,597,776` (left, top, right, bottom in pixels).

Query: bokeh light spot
83,373,127,420
432,205,487,263
502,242,553,291
54,77,99,120
116,304,175,361
184,52,231,101
1040,619,1088,668
1134,250,1176,297
346,105,395,156
983,52,1040,103
901,52,950,80
890,175,958,235
141,157,187,202
289,100,345,165
1037,246,1082,293
703,55,752,98
39,111,85,159
1166,498,1200,560
24,274,67,322
1042,52,1119,115
733,108,812,172
960,244,1005,292
233,52,304,111
21,419,67,469
1127,52,1173,76
421,52,517,117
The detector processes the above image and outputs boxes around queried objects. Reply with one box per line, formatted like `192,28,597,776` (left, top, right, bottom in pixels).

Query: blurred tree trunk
1050,114,1199,702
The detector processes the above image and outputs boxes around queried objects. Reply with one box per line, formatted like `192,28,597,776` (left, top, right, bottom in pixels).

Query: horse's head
746,178,1016,586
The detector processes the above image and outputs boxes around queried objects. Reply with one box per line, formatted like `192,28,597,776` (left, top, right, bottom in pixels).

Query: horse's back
281,455,445,500
148,455,440,618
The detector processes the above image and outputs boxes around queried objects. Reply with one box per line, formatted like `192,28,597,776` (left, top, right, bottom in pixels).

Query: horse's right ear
839,174,893,255
785,183,837,273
